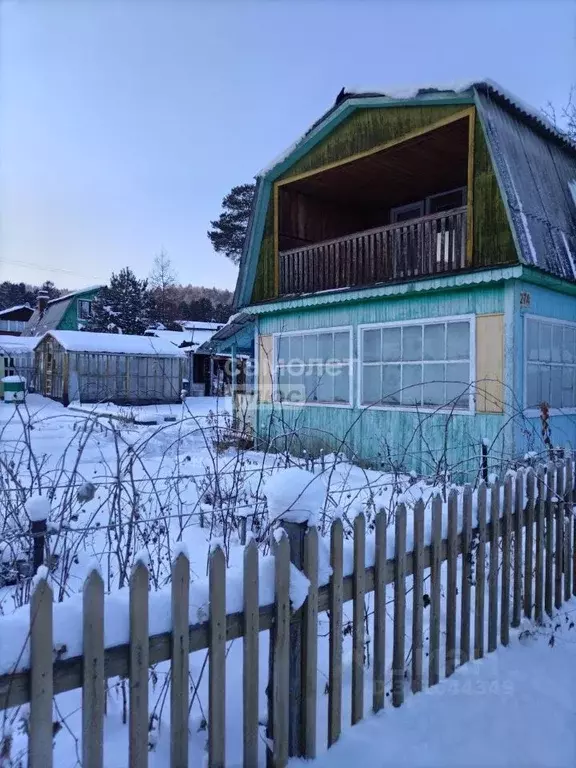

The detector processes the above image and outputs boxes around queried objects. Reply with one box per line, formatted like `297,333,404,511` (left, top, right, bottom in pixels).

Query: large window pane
446,322,469,360
402,325,422,361
446,362,470,407
539,366,551,404
563,327,576,364
318,333,333,362
334,332,350,362
289,335,302,362
363,329,381,363
561,367,574,409
278,368,290,400
422,363,445,405
526,319,539,361
382,328,401,362
552,325,563,363
382,365,401,404
424,324,445,361
550,367,562,408
302,334,317,362
526,363,539,407
362,365,381,405
304,368,319,401
333,367,350,403
402,364,422,405
539,323,551,362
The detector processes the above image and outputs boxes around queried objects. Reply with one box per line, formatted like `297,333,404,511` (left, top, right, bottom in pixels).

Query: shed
0,336,39,397
35,331,186,406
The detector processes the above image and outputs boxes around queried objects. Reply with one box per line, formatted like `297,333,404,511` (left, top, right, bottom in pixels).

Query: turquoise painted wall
59,289,101,331
257,284,508,481
513,281,576,453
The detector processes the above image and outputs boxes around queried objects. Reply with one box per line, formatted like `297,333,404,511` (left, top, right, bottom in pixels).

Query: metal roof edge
246,266,523,315
519,265,576,295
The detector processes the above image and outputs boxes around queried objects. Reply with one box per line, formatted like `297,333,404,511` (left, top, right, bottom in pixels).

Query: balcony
279,206,467,295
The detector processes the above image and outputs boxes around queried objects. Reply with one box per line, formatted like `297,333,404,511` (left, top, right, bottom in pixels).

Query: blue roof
235,81,576,308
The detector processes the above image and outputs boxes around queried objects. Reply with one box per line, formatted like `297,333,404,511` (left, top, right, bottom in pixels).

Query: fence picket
209,545,226,768
412,500,424,693
565,458,573,601
512,471,524,628
446,490,457,677
328,517,343,748
524,469,534,620
129,561,149,768
82,569,104,768
488,481,499,653
30,575,53,768
535,467,545,623
545,462,555,617
243,539,259,768
501,476,512,646
429,495,442,686
170,553,190,768
460,485,472,665
393,504,407,707
373,509,387,711
352,513,366,724
273,532,290,768
474,482,487,659
555,462,564,610
302,526,318,758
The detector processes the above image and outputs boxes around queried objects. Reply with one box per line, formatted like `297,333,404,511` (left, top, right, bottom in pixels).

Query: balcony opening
278,114,470,295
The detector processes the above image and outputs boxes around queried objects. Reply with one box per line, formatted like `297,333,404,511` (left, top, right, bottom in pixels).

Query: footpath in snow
298,603,576,768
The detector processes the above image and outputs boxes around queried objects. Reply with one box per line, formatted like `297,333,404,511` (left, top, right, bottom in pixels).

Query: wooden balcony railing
279,206,467,296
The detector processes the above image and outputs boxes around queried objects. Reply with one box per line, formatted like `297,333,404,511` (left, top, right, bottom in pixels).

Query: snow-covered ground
302,603,576,768
0,394,574,765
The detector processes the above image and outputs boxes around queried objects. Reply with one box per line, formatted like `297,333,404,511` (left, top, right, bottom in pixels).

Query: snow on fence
0,459,575,767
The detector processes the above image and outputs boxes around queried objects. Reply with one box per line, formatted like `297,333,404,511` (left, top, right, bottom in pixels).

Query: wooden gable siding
251,105,519,304
59,290,100,331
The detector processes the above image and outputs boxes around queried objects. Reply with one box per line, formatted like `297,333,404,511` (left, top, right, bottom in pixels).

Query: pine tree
85,267,152,335
207,183,255,265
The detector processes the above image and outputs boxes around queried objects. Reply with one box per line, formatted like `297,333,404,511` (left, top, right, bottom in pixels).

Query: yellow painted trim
466,108,476,265
276,107,475,187
273,183,279,296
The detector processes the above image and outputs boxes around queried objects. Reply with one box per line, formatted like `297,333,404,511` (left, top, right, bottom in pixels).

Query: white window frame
523,313,576,417
272,325,354,408
357,314,476,414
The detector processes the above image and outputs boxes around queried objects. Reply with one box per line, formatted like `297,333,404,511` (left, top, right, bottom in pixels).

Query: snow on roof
47,285,104,305
177,320,224,331
45,330,186,357
145,329,195,347
0,335,40,354
0,304,33,317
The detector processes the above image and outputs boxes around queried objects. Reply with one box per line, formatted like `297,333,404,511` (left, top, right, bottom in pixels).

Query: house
234,81,576,478
144,321,225,395
22,286,103,337
0,336,39,397
0,305,34,336
35,331,186,406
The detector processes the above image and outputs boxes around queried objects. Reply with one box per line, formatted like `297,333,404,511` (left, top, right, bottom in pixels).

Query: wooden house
35,331,186,406
234,81,576,476
22,286,103,337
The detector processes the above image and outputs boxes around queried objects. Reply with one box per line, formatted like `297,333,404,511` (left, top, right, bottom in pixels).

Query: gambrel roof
235,81,576,308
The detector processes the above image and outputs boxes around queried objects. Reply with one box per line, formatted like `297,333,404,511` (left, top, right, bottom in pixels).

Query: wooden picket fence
0,458,575,767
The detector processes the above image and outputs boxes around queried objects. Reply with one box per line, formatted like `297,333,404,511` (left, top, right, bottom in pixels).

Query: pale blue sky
1,0,575,291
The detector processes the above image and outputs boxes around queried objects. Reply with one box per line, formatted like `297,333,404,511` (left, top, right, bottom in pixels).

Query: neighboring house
22,286,103,337
0,335,39,397
0,305,34,336
234,81,576,477
145,321,226,395
35,331,186,406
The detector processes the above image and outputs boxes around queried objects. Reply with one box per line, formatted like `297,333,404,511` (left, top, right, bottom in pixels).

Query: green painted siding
58,289,100,331
256,283,509,480
251,107,519,304
473,120,517,267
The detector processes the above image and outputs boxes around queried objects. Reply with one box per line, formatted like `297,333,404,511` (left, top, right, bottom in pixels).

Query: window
275,328,351,405
3,357,16,376
360,318,472,411
0,320,25,332
78,300,92,320
525,317,576,410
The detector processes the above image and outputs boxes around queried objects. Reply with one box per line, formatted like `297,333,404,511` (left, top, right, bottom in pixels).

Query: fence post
31,515,47,573
278,516,310,759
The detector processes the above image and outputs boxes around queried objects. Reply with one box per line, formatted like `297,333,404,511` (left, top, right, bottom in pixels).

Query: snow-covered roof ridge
257,80,576,178
44,330,186,357
47,285,104,306
0,304,32,316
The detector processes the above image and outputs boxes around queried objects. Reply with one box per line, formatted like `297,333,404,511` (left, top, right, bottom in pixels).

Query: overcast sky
1,0,575,292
